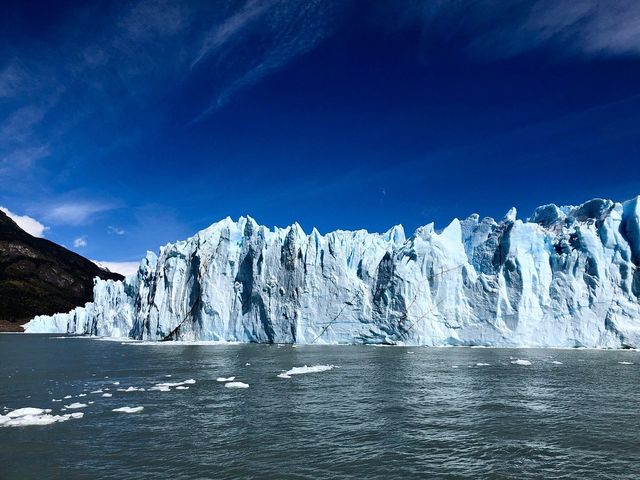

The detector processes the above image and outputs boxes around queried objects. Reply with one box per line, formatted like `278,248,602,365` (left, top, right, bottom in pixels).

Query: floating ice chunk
90,390,103,394
154,379,196,388
51,399,61,402
0,408,83,427
112,406,144,413
216,377,235,382
112,382,120,385
101,393,113,398
117,387,145,392
245,363,251,366
279,365,335,377
63,395,72,399
77,394,86,397
224,382,249,389
551,361,563,365
476,363,490,366
618,361,634,365
149,386,170,392
452,365,459,369
511,359,532,366
277,374,291,379
65,403,87,409
175,386,189,390
7,407,50,418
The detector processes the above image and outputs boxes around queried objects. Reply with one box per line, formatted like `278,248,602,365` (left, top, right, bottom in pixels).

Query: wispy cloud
0,206,49,237
107,226,126,236
73,236,88,248
0,0,351,180
188,0,353,119
390,0,640,60
45,202,113,225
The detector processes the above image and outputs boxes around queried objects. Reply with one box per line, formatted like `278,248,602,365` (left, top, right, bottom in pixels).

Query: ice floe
102,393,113,398
216,377,235,382
112,406,144,413
154,379,195,388
277,365,335,379
224,382,249,389
65,402,87,409
117,387,145,392
148,386,170,392
149,378,196,392
476,363,491,366
618,361,634,365
0,408,83,427
551,361,563,365
511,359,532,366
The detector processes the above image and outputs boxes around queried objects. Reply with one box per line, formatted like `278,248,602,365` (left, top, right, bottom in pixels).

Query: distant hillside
0,210,123,331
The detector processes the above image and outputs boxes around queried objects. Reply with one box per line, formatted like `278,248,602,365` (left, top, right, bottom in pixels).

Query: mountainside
24,196,640,347
0,210,123,330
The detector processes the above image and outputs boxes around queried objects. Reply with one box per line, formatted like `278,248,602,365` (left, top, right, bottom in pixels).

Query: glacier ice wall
24,196,640,347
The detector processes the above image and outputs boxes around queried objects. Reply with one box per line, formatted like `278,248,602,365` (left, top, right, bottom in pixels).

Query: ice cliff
24,196,640,347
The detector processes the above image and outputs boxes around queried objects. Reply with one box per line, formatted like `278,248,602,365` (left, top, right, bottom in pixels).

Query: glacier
24,196,640,348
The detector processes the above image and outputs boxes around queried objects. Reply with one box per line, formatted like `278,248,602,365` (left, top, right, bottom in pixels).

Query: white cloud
92,260,139,276
46,202,113,225
73,236,88,248
396,0,640,60
0,206,49,237
108,226,126,235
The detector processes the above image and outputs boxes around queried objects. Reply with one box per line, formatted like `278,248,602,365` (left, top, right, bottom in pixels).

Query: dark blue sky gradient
1,0,639,266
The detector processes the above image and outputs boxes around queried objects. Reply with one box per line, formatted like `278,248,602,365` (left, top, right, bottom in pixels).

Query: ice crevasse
24,196,640,348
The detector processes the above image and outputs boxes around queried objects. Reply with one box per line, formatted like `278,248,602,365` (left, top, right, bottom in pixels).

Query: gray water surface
1,334,640,479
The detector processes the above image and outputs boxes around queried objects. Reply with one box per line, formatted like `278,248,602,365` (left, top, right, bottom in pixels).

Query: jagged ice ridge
24,196,640,347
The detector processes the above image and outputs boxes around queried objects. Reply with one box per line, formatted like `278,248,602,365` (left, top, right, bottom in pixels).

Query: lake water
1,334,640,479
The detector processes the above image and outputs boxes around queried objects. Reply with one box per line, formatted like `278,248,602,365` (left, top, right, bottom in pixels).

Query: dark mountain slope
0,210,123,330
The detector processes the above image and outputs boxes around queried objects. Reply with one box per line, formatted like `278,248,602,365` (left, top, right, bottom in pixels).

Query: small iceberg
102,393,113,398
618,361,634,365
154,379,196,388
216,377,235,382
116,387,145,392
551,361,563,365
511,359,532,366
476,363,490,366
0,408,83,427
112,406,144,414
149,386,171,392
278,365,335,378
64,402,87,409
224,382,249,389
175,386,189,390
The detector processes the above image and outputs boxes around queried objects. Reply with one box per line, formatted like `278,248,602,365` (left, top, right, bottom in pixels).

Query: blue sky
1,0,640,273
